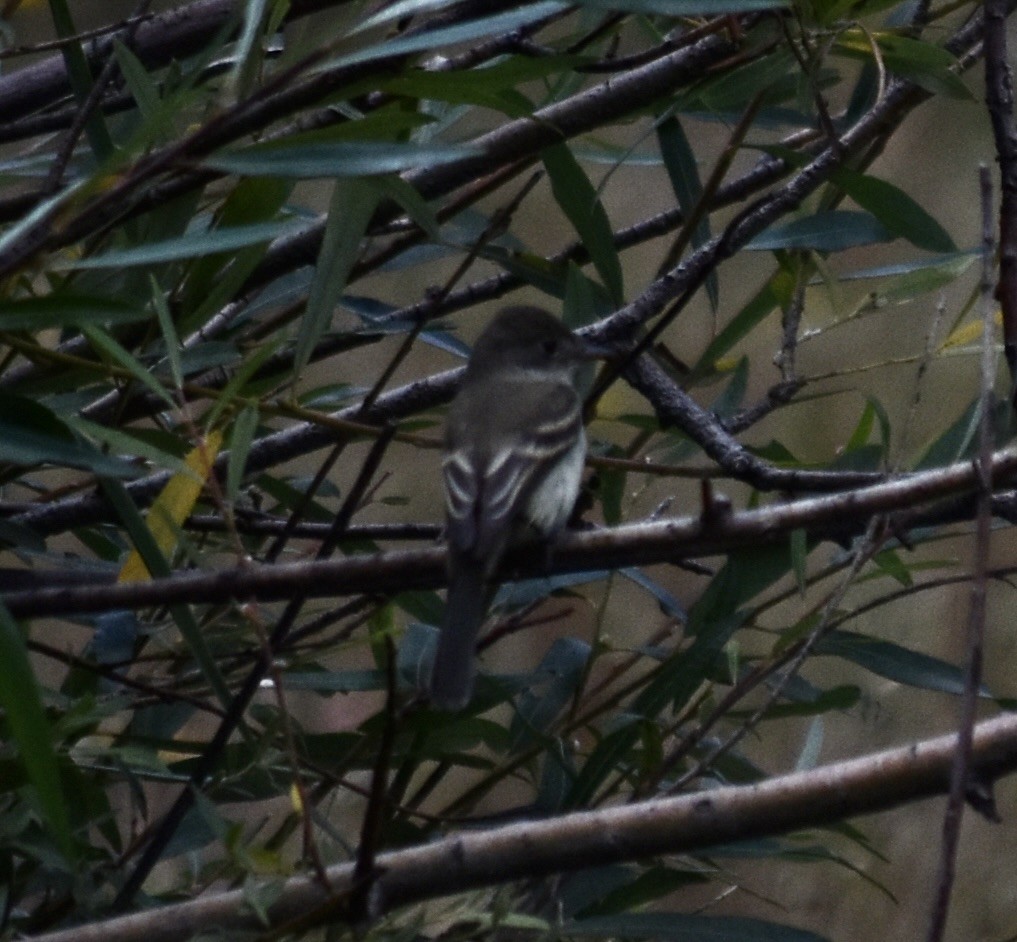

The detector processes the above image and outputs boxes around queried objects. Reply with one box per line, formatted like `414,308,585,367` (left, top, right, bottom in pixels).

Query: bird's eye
542,339,558,356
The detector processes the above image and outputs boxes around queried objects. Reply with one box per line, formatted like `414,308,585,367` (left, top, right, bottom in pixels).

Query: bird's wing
443,379,581,565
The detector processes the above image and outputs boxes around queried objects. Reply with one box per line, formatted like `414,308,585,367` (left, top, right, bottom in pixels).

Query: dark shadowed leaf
0,295,149,329
63,221,306,268
337,2,569,66
833,170,956,252
205,141,480,178
657,114,718,309
0,602,75,860
816,630,989,696
543,143,624,303
834,31,972,99
510,637,591,751
296,179,379,376
0,395,135,476
747,210,892,251
691,274,784,379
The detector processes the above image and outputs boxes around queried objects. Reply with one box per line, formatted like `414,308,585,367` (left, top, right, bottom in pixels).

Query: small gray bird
429,306,608,710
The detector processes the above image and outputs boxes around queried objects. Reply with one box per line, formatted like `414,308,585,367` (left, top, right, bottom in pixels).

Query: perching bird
429,305,609,710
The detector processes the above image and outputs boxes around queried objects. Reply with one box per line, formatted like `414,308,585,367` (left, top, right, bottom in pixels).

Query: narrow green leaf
762,146,958,253
49,0,114,159
871,549,913,587
336,2,569,66
578,866,708,918
691,47,796,112
592,442,627,527
180,176,292,319
564,262,615,326
510,638,591,753
205,141,480,178
543,143,624,303
353,0,467,34
834,170,955,252
0,600,75,859
751,439,800,463
621,568,687,620
834,32,972,100
624,551,780,747
113,39,161,120
205,337,281,428
567,716,646,808
838,251,976,283
481,244,571,296
372,176,442,241
382,56,575,114
81,323,174,407
867,395,892,453
232,0,270,97
227,406,260,505
256,105,434,149
150,275,182,391
747,210,892,252
656,115,718,309
537,739,578,814
693,545,797,629
0,179,86,259
796,717,824,771
760,684,861,719
709,355,749,417
0,395,134,476
691,275,783,379
297,179,380,376
817,630,989,696
915,398,1012,469
63,221,305,269
0,295,148,329
844,400,875,453
69,419,191,475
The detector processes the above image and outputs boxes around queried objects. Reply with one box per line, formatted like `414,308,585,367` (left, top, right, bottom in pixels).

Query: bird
429,305,608,710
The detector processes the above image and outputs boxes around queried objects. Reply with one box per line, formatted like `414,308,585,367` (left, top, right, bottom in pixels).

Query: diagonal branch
28,711,1017,942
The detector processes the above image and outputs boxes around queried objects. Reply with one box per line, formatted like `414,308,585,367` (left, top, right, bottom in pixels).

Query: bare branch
7,446,1017,619
29,711,1017,942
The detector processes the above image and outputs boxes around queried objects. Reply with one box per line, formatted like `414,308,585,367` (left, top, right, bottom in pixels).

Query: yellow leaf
3,0,46,16
941,310,1002,350
119,431,223,583
713,355,742,373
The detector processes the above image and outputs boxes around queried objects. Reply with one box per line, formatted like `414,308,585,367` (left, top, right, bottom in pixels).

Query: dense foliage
0,0,1015,940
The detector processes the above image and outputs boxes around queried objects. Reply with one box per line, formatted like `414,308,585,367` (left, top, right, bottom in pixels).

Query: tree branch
7,445,1017,619
0,0,342,116
29,711,1017,942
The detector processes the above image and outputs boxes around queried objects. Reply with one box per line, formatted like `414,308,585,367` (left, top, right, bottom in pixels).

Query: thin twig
925,163,997,942
112,426,397,909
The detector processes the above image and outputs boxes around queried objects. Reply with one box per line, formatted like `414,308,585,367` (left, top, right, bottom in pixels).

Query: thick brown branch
29,711,1017,942
7,446,1017,619
0,0,341,116
984,0,1017,378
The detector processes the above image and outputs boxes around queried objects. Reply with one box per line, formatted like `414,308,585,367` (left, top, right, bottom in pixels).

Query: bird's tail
430,559,488,711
